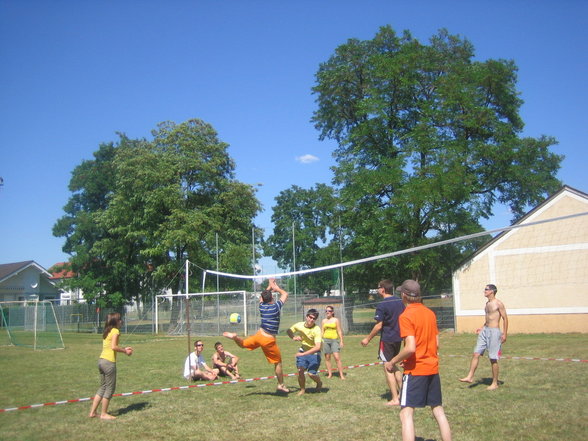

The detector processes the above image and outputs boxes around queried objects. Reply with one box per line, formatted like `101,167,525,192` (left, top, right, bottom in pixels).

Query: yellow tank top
99,328,119,363
323,320,339,340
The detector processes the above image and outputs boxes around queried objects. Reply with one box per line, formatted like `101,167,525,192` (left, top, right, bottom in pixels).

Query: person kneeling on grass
184,340,219,381
212,341,241,379
287,308,323,396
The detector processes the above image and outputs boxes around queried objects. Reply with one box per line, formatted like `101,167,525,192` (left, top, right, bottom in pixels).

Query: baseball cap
397,279,421,297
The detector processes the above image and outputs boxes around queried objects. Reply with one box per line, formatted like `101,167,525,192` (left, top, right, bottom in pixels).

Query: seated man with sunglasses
183,340,219,381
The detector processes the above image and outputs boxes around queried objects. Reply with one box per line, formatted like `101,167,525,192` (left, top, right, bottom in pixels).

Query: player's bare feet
223,332,236,339
459,377,473,383
297,389,305,396
276,384,290,393
487,384,499,391
326,373,332,378
100,414,116,420
385,399,400,406
88,413,97,418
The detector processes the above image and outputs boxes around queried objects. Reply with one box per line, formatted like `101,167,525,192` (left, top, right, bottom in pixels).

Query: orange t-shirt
398,303,439,376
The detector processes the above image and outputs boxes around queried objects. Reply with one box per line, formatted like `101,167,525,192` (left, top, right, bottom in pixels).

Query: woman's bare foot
100,414,116,420
459,377,473,383
88,413,97,418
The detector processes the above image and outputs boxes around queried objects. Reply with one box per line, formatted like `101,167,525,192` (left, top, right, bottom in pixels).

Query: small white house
0,261,61,303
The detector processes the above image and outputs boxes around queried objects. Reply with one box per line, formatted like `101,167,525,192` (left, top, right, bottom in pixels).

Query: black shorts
400,373,442,408
378,340,401,362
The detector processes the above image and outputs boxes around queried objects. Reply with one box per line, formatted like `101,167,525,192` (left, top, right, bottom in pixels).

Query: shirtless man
459,284,508,390
212,341,241,379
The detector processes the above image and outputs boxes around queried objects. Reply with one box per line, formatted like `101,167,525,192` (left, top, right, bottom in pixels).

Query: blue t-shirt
374,296,405,343
260,299,284,335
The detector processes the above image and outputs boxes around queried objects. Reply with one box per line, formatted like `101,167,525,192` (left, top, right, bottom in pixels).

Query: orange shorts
242,329,282,364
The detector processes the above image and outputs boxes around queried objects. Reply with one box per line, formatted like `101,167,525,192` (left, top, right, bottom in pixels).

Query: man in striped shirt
224,278,290,393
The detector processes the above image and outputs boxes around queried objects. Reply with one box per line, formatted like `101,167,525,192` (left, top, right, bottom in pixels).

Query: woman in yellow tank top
321,306,345,379
89,312,134,419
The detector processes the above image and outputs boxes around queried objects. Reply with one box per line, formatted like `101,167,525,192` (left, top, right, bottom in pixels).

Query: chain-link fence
46,292,454,336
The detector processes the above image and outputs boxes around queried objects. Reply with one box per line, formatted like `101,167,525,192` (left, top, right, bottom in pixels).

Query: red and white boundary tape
446,354,588,363
1,357,584,413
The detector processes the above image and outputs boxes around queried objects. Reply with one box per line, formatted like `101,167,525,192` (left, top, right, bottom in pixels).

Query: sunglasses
195,344,204,346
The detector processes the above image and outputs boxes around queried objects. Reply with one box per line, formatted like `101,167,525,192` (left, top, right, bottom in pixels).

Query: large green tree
53,119,261,307
308,26,563,292
265,184,339,294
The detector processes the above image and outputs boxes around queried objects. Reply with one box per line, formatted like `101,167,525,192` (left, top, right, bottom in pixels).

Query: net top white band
203,212,588,280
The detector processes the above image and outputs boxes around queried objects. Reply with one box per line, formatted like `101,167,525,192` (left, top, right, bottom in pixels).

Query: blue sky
1,1,587,273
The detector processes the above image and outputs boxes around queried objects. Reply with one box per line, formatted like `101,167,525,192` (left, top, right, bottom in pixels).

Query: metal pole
216,233,220,292
186,259,191,356
339,216,346,330
252,227,256,292
292,221,297,317
216,233,220,335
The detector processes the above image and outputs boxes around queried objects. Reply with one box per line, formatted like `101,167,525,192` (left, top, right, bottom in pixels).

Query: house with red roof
48,262,84,304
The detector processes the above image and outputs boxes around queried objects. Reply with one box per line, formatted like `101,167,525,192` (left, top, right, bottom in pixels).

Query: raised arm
269,278,289,303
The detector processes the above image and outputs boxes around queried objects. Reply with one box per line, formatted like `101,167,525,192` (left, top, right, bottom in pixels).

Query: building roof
456,185,588,268
0,260,52,284
49,262,76,280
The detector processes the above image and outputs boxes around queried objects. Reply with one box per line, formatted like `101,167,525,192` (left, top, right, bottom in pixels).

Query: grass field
1,331,587,441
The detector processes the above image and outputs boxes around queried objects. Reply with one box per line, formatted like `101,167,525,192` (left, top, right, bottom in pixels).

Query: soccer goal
155,291,252,337
0,300,65,350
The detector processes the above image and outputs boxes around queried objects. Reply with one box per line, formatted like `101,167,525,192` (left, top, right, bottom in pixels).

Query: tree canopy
267,26,562,294
53,119,261,307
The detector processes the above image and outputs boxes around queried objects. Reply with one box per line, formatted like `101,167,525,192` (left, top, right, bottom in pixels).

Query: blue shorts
400,373,442,408
296,352,321,374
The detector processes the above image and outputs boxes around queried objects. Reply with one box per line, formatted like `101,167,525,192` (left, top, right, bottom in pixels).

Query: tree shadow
113,401,150,416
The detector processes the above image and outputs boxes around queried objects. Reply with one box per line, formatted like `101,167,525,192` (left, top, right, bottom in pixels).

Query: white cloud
295,154,319,164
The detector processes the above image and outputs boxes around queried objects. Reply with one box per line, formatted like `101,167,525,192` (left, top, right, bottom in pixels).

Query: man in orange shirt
385,280,451,441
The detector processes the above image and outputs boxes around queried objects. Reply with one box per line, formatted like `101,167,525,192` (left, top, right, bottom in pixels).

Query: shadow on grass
243,390,292,398
463,378,504,388
114,401,150,415
244,386,330,397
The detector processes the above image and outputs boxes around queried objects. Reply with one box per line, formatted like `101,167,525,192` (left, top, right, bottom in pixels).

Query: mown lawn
1,332,587,441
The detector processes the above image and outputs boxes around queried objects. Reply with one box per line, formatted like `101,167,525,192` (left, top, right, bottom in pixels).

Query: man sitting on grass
183,340,219,382
212,341,241,380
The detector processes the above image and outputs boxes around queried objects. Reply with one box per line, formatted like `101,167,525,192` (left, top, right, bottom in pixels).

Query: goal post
155,291,250,337
0,300,65,350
